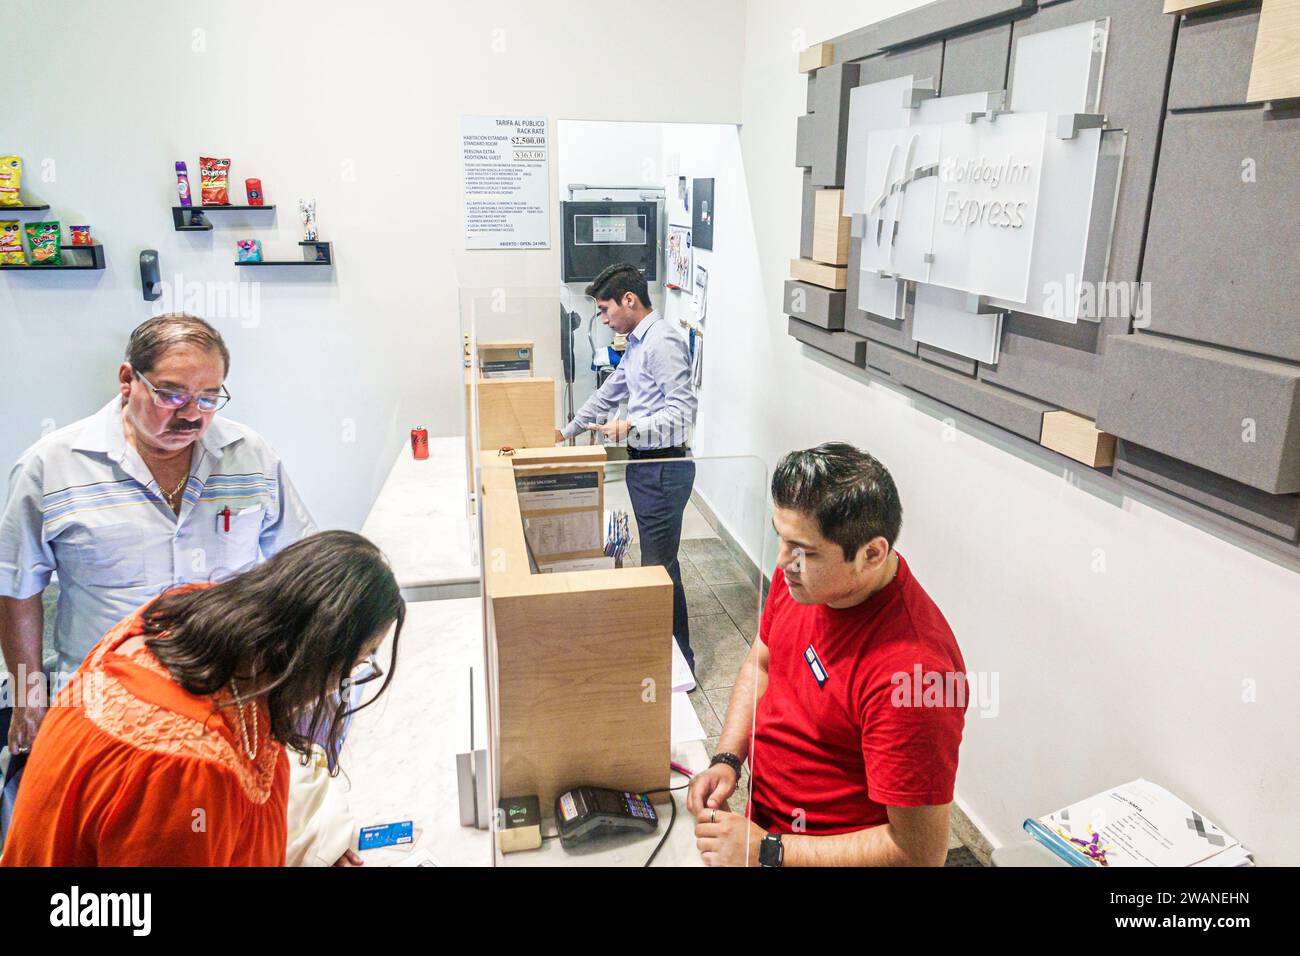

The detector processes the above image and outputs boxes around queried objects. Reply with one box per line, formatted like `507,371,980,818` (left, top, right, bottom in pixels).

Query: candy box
25,221,61,265
245,178,263,206
69,225,92,246
236,238,262,262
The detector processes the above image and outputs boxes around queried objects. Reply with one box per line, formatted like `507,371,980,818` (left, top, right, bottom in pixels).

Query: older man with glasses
0,313,315,757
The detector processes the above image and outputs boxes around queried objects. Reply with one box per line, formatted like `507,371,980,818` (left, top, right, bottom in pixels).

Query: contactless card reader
554,786,658,848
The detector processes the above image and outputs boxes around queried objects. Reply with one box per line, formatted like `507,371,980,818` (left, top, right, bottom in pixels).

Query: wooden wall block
799,42,834,73
1248,0,1300,101
790,257,848,290
1164,0,1243,13
1040,410,1117,469
812,188,851,266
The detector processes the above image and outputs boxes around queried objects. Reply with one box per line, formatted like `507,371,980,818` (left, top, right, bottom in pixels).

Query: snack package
69,225,92,246
0,156,20,206
199,156,232,205
25,221,61,265
245,178,263,206
236,239,262,262
0,220,26,264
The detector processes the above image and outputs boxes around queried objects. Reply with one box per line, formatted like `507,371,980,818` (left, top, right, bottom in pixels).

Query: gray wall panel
858,41,944,87
795,113,815,169
1097,334,1300,495
873,0,1032,50
868,343,1054,440
979,310,1110,418
810,62,860,186
940,22,1013,96
832,26,880,64
1142,107,1300,363
1116,440,1300,541
919,344,979,375
789,318,868,366
785,280,846,330
1167,5,1259,111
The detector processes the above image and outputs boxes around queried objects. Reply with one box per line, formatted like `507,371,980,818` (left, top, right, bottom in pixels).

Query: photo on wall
692,178,715,249
667,224,693,291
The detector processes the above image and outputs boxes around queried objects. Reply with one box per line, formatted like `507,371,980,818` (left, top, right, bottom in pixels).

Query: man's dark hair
126,313,231,377
585,263,652,310
142,530,405,773
771,443,903,561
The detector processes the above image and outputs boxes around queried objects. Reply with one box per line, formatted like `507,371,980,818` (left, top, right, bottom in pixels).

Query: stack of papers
1025,778,1254,867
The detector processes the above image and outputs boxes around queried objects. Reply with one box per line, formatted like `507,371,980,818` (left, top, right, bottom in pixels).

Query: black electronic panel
561,201,658,282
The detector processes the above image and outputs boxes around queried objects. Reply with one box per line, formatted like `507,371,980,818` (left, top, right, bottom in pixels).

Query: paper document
671,691,706,745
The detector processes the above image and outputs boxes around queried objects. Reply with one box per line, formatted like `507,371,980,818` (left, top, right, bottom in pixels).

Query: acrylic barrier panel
479,450,770,867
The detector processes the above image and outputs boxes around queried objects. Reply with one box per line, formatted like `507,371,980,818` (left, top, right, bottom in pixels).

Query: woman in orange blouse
0,530,404,866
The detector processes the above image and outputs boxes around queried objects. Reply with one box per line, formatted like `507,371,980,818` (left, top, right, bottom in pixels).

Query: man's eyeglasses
134,369,231,413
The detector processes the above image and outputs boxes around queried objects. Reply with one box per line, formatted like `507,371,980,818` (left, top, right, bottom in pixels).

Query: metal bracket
1056,113,1107,140
965,295,1003,315
903,80,938,110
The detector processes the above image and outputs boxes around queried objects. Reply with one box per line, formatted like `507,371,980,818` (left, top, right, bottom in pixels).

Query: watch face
760,834,783,867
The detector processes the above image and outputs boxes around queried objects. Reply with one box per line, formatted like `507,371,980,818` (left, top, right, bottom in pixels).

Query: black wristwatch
709,751,744,781
759,832,784,868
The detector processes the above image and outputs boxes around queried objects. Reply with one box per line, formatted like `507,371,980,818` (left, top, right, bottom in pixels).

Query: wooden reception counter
478,445,674,808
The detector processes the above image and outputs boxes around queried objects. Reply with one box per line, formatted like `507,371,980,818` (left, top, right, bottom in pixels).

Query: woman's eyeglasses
347,654,383,688
134,369,232,413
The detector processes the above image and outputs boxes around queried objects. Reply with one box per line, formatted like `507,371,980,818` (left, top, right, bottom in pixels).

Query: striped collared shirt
0,397,316,675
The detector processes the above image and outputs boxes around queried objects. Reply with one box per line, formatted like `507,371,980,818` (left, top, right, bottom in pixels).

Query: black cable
642,781,691,868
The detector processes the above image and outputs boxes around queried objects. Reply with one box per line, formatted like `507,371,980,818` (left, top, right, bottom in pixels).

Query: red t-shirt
748,554,967,835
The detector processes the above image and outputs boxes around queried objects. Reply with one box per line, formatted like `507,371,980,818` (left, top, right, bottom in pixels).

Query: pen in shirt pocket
216,504,260,533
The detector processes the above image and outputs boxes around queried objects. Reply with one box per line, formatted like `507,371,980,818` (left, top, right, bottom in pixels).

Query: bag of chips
0,221,26,264
0,157,20,206
199,157,231,205
25,221,61,266
236,239,262,262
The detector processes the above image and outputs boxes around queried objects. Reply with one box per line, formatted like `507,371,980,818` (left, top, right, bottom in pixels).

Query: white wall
694,0,1300,863
0,0,746,529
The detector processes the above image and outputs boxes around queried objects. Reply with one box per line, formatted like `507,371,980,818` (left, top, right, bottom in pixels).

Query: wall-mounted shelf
235,240,332,267
3,203,51,212
1,243,106,271
172,204,275,231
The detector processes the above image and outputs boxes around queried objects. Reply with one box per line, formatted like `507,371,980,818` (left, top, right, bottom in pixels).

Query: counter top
359,437,480,601
342,597,710,867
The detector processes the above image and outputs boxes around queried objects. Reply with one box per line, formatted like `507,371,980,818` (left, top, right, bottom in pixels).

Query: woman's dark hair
585,262,652,309
142,530,404,771
771,443,903,561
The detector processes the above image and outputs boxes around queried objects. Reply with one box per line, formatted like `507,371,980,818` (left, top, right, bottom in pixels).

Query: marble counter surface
341,598,710,868
359,437,481,602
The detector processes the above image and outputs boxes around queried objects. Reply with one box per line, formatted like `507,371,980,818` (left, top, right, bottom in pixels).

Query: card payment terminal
554,786,658,848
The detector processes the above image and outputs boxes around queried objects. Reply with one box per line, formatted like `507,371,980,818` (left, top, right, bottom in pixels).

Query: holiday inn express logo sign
844,16,1119,341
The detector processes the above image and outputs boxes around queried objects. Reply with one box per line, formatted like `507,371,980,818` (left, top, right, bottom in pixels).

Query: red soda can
411,426,429,460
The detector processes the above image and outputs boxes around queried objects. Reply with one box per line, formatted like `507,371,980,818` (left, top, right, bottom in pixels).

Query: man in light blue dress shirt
557,264,699,671
0,314,316,755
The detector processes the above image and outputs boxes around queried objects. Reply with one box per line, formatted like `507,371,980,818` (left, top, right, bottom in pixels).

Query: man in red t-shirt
689,443,968,866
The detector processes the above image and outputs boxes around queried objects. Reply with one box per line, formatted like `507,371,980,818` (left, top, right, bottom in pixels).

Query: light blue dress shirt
0,397,317,677
561,310,698,449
